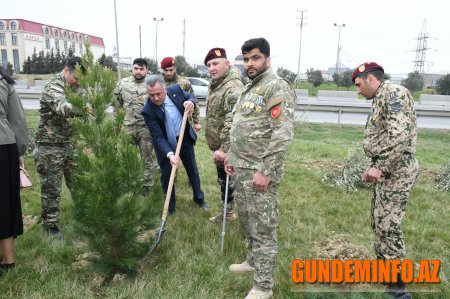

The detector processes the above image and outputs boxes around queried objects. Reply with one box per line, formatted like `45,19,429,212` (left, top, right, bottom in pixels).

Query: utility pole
113,0,121,80
139,25,142,58
182,18,186,58
334,23,345,76
153,17,164,64
296,10,307,83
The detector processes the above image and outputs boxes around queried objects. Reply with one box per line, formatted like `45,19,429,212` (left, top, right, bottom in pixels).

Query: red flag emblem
271,106,281,118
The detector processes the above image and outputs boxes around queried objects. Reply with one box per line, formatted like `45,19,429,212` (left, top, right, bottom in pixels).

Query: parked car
188,77,209,100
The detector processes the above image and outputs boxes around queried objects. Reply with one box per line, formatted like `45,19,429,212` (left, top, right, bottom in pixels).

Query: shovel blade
149,219,166,253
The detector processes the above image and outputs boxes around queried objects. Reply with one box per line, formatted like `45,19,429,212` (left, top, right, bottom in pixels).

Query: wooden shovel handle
161,109,189,221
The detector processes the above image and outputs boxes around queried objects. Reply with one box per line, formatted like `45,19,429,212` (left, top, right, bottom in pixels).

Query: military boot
244,287,273,299
44,226,64,241
209,202,237,222
229,260,255,275
385,274,411,299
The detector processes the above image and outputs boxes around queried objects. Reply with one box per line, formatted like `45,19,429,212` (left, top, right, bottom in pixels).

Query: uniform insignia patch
388,91,397,101
271,106,281,118
358,64,365,72
390,102,402,112
215,49,222,56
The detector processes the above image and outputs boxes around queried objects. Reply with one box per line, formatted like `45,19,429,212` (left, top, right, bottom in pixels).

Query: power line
412,19,431,73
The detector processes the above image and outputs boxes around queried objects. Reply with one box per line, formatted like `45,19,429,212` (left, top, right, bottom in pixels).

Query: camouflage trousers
371,154,419,260
124,125,158,188
234,167,282,291
34,142,75,229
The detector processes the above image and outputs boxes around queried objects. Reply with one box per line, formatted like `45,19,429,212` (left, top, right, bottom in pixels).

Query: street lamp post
153,17,164,64
114,0,121,80
334,23,345,76
296,10,307,84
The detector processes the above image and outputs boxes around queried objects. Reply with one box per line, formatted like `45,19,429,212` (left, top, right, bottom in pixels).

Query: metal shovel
150,110,188,253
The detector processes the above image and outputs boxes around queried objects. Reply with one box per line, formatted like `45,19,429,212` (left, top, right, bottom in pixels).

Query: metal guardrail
18,89,450,129
296,99,450,129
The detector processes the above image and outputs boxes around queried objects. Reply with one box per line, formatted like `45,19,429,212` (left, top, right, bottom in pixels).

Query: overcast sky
8,0,450,74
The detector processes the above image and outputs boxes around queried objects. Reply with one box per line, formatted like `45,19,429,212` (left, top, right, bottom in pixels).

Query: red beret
204,48,227,65
160,57,175,69
351,62,384,82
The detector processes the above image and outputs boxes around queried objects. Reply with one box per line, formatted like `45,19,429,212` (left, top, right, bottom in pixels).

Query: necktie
163,104,178,151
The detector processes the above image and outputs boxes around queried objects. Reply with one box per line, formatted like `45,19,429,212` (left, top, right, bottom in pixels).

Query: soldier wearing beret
225,38,295,299
114,58,158,195
160,57,201,132
203,47,244,222
353,62,419,299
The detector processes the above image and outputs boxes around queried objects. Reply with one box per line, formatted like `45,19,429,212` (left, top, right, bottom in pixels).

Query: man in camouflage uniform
34,57,85,239
203,47,244,222
160,57,201,132
114,58,158,195
225,38,295,299
353,62,419,299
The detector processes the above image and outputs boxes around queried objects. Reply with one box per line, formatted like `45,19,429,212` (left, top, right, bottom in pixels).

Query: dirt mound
313,234,371,260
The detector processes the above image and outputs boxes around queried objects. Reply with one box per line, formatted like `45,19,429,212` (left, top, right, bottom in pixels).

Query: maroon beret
204,48,227,65
351,62,384,82
160,57,175,69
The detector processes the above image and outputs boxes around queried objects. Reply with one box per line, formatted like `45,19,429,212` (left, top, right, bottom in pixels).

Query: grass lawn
1,112,449,298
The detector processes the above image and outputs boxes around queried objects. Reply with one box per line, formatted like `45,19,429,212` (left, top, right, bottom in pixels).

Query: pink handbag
19,167,32,188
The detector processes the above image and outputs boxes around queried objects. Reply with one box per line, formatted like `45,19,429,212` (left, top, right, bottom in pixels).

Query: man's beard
134,74,145,80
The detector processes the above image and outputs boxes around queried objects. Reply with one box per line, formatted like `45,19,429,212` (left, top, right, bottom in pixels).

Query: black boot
385,274,411,299
0,263,15,277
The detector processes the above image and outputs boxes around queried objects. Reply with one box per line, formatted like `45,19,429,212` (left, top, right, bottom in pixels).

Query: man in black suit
141,75,208,214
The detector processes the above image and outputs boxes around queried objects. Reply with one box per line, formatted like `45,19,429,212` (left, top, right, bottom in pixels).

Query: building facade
0,18,105,72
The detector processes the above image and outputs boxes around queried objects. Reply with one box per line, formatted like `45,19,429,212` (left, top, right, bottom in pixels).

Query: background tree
55,49,64,71
436,74,450,95
174,55,200,77
144,57,158,74
333,70,353,90
306,68,324,93
22,56,32,74
401,71,424,92
97,53,118,72
276,67,296,84
67,42,159,280
36,51,45,74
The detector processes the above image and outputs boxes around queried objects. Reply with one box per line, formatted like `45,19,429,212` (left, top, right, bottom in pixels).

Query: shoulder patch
271,106,281,118
388,91,398,101
390,102,402,113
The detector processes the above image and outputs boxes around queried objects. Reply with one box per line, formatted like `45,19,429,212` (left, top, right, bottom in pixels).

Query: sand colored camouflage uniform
228,68,295,290
364,80,419,259
114,75,158,189
163,73,200,126
34,72,78,229
206,66,244,206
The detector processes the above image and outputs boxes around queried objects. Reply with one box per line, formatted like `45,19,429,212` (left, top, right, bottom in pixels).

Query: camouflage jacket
228,68,295,175
163,74,200,124
114,76,148,127
35,72,78,144
205,66,244,152
364,80,417,173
